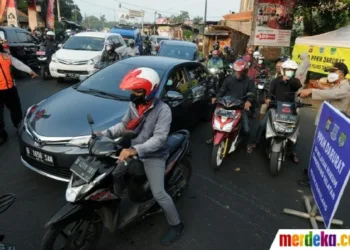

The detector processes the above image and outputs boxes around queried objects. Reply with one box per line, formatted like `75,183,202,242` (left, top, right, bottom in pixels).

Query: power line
78,0,115,12
114,0,181,15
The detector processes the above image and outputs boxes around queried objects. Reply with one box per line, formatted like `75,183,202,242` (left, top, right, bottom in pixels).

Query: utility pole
153,11,157,35
57,0,61,21
202,0,207,55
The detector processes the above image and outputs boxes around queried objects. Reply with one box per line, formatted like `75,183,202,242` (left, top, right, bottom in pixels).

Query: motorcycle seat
167,133,186,156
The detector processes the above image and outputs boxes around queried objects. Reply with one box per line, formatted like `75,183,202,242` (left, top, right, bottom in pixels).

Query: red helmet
233,59,248,72
120,67,160,98
212,50,219,56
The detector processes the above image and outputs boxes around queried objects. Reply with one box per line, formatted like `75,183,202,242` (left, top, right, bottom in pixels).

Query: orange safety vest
0,53,14,90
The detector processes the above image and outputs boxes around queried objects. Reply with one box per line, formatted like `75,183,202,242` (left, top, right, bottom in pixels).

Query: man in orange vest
0,38,37,146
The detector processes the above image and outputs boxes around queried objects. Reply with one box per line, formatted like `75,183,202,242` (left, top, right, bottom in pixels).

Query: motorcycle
208,67,225,93
36,45,50,80
256,70,269,105
0,193,16,247
211,93,254,170
263,100,311,175
41,115,191,250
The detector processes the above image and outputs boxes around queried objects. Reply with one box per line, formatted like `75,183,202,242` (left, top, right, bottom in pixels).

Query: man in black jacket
207,59,256,152
251,59,302,162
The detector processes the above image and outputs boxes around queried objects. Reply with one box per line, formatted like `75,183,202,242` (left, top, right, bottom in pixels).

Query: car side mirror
57,44,62,48
165,91,184,101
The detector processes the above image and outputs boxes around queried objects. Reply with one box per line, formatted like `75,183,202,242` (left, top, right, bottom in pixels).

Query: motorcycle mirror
87,114,94,125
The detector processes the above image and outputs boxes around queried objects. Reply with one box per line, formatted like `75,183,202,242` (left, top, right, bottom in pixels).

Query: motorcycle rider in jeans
96,67,184,245
206,59,256,152
248,60,302,162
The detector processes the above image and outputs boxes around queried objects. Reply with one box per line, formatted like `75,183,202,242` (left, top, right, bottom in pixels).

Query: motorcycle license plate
276,113,297,123
216,109,235,118
36,51,45,56
70,157,99,182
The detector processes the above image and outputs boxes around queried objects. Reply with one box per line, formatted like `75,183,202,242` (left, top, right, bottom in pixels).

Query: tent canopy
295,25,350,48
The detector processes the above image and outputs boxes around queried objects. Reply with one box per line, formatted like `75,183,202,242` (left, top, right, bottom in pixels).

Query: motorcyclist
42,31,57,62
249,59,302,162
101,40,119,63
208,42,220,59
222,46,235,67
122,39,140,58
207,50,224,70
96,67,184,245
206,59,256,148
143,36,152,55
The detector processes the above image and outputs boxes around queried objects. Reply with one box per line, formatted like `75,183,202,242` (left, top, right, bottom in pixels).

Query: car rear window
78,62,165,98
63,36,105,51
159,45,197,60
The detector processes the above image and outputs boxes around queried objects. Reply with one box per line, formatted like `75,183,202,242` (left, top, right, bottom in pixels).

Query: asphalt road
1,77,350,250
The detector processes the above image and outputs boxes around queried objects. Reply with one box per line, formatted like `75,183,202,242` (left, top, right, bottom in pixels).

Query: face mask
106,45,112,51
130,93,146,105
285,70,294,78
258,60,263,64
167,80,173,86
327,73,339,83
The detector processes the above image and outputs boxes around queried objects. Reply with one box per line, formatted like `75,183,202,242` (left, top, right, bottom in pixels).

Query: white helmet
253,51,260,58
281,59,298,70
46,31,55,36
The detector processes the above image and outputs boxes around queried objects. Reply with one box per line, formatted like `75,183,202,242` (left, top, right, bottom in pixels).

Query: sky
74,0,241,23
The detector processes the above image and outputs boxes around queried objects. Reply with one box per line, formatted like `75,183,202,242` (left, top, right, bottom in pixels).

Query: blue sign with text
309,102,350,228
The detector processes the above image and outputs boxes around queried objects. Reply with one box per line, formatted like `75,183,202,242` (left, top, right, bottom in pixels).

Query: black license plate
70,157,99,183
276,114,297,123
25,147,54,166
216,109,235,118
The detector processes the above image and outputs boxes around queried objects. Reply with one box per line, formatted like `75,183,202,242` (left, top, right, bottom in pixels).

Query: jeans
255,110,297,153
0,87,23,139
113,157,181,226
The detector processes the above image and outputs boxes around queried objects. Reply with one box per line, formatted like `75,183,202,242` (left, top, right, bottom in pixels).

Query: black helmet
105,40,115,48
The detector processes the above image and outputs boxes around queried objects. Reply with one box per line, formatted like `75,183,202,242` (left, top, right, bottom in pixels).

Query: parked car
19,56,212,182
49,32,126,82
150,35,171,55
158,40,198,61
0,26,40,73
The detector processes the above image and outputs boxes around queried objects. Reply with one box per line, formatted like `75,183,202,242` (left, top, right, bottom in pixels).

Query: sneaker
160,222,184,246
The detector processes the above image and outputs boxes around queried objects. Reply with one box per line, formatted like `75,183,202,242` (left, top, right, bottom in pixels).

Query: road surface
0,78,349,250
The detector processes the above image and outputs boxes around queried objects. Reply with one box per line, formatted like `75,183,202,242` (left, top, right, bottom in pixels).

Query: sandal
205,138,213,145
292,153,299,164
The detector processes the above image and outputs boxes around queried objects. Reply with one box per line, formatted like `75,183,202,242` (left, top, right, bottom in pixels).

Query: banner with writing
293,44,350,79
46,0,55,29
309,102,350,228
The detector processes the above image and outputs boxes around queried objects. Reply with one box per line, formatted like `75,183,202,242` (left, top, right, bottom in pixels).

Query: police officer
0,39,37,146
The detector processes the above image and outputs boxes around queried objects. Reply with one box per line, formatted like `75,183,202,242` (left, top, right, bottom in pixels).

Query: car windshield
159,45,197,60
157,37,169,43
77,62,165,98
63,36,104,51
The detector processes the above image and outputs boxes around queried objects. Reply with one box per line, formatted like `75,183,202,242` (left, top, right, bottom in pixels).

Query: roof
161,40,197,47
223,11,253,21
295,25,350,48
110,28,137,36
75,32,115,38
120,56,189,70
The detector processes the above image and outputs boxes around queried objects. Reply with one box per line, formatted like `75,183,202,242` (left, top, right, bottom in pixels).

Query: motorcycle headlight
66,183,84,202
209,68,217,74
51,53,58,63
67,136,91,147
258,84,264,89
273,122,294,133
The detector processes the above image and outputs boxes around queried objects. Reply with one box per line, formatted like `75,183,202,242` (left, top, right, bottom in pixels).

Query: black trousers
0,87,23,138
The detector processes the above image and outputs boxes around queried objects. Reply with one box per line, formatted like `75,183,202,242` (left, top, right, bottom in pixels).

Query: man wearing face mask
207,50,224,69
95,68,184,245
101,40,119,63
248,60,302,159
206,59,256,149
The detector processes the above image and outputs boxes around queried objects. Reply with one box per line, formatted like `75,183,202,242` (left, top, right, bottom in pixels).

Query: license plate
67,73,79,78
36,51,45,56
276,114,297,123
70,157,99,183
216,109,235,118
26,147,54,166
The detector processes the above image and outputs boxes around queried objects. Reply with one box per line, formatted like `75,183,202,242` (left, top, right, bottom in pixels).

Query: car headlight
88,55,101,65
67,136,91,147
51,53,58,63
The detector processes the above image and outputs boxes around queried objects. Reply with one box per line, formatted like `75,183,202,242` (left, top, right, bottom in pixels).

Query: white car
50,32,126,82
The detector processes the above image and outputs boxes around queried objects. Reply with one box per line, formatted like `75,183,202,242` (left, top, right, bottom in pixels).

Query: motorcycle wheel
211,141,225,171
41,213,103,250
41,67,49,80
270,151,283,176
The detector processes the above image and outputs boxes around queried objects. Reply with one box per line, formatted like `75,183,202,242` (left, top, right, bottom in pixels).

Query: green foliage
169,11,190,24
82,15,117,30
193,16,203,24
183,30,193,40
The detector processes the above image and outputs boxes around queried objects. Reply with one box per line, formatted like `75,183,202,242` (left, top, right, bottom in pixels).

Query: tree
192,16,203,25
169,11,190,24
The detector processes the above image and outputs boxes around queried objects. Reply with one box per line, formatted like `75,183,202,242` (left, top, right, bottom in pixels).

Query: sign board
119,11,129,24
129,10,144,18
252,0,296,47
309,102,350,228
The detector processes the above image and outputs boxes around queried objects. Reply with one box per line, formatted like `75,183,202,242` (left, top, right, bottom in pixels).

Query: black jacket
268,76,302,102
101,50,119,63
217,75,256,103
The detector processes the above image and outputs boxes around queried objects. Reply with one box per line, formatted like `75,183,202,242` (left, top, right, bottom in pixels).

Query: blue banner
309,102,350,229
